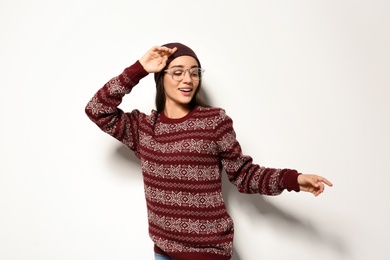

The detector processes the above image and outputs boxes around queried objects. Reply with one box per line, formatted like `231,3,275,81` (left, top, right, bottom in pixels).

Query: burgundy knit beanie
154,42,201,83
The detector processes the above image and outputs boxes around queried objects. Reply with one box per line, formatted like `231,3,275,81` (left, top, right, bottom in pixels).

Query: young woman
85,42,332,260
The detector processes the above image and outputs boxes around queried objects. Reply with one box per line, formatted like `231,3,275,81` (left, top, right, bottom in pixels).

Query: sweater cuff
123,60,149,81
284,169,301,192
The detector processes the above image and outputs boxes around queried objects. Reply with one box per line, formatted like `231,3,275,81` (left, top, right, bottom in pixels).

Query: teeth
179,88,192,92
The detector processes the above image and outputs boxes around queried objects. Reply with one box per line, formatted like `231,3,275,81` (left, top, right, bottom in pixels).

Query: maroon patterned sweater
85,61,300,260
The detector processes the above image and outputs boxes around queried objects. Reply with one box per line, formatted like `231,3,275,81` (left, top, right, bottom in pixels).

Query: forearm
224,156,300,195
85,60,148,128
217,111,300,195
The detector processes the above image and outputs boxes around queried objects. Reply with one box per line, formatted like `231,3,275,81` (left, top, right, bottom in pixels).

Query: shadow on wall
112,145,143,180
221,172,351,260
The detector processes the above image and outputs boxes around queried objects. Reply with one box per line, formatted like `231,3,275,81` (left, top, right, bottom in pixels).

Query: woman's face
163,56,200,110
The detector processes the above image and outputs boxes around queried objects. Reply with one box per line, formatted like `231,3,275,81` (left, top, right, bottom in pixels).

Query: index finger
160,46,177,55
319,177,333,187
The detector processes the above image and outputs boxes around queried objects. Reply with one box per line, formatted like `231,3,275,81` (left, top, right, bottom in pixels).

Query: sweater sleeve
85,60,149,156
215,110,300,195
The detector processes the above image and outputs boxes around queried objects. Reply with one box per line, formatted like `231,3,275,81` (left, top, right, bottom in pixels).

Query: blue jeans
154,252,174,260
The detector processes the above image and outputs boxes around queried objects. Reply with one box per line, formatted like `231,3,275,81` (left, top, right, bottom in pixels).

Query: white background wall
1,0,389,259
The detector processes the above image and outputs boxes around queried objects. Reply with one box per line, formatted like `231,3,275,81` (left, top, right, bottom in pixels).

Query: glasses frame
164,67,205,82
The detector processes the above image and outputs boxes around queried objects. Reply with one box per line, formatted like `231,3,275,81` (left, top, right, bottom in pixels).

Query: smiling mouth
178,88,192,93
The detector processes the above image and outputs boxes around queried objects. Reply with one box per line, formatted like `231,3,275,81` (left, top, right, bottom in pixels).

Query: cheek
163,75,177,90
193,81,200,91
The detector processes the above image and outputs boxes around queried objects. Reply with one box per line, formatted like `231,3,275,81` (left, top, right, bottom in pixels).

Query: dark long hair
155,74,209,113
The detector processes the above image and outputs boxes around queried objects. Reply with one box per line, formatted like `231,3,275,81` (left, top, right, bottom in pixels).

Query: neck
164,103,191,119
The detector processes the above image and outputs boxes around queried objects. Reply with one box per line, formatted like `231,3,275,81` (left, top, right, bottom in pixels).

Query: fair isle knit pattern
85,61,300,260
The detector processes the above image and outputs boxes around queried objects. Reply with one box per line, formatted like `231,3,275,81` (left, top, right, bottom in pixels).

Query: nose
182,70,193,82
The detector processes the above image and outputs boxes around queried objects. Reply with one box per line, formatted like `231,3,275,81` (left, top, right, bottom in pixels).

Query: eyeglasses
164,67,205,82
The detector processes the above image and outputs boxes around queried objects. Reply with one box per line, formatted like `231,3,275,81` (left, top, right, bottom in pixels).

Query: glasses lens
171,69,184,81
170,68,203,81
189,68,202,80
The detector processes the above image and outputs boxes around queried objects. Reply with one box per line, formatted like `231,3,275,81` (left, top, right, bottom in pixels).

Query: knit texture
85,60,300,260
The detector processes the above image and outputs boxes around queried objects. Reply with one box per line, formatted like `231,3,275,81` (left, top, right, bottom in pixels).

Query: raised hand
139,46,177,73
298,174,333,196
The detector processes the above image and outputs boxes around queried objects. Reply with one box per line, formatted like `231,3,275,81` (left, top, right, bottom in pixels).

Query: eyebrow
169,65,199,69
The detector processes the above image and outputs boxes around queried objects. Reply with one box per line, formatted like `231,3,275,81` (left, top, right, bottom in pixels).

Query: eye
172,69,184,76
190,68,201,78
